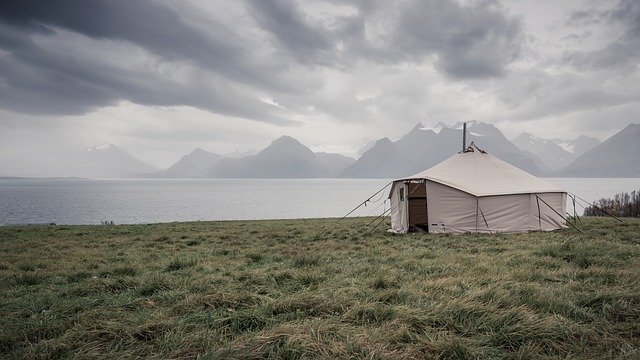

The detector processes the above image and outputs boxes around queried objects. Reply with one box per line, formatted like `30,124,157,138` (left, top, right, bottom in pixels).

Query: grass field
1,217,639,359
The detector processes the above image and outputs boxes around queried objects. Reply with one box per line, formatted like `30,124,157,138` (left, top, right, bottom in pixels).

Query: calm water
0,178,638,225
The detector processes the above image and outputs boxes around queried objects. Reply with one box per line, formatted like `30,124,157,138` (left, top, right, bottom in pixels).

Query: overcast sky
0,0,638,167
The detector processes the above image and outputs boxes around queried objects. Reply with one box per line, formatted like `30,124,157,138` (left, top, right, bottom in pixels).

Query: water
0,178,390,225
544,178,640,215
0,178,638,225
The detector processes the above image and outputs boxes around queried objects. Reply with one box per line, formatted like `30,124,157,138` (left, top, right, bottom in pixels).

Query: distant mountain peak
87,143,117,152
376,137,392,145
617,122,639,137
190,147,210,155
53,143,156,178
556,142,575,154
260,135,316,158
411,121,486,136
208,134,352,178
343,119,543,178
515,132,545,143
556,123,640,177
274,134,295,141
270,135,303,145
411,121,447,134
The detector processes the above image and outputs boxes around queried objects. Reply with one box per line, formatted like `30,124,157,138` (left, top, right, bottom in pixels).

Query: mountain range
554,123,640,177
2,122,637,179
32,144,158,178
156,148,223,178
511,133,601,172
207,136,355,178
341,121,542,178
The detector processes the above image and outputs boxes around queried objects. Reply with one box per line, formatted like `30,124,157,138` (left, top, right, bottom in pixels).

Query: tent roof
395,142,563,197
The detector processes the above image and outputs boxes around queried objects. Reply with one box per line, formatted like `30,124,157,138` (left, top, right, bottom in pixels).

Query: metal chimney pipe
462,122,467,152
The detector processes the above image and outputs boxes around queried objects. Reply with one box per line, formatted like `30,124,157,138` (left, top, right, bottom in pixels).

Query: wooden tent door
407,181,428,231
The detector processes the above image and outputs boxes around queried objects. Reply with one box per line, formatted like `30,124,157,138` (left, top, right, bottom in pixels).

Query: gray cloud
0,0,283,88
562,0,640,71
387,0,522,79
565,9,602,26
0,0,298,124
0,0,638,167
247,0,334,64
0,0,526,123
248,0,524,78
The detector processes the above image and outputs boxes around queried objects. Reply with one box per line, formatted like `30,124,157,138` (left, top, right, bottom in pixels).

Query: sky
0,0,639,168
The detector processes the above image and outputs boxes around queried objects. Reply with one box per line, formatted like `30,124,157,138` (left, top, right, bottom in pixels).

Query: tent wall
426,181,477,233
425,181,567,234
389,182,409,233
529,192,567,231
477,194,532,233
391,180,566,234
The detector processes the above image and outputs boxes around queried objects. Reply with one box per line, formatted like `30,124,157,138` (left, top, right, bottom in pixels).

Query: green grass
1,217,639,359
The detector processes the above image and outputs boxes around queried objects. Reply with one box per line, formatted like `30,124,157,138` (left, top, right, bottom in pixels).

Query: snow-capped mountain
552,135,601,158
556,123,640,177
53,144,157,178
512,133,601,172
512,133,574,172
341,121,542,178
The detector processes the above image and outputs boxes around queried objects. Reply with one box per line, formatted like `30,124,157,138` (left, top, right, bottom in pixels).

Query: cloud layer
0,0,638,167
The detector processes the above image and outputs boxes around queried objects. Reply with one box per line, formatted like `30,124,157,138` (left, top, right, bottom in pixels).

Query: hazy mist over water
1,178,638,225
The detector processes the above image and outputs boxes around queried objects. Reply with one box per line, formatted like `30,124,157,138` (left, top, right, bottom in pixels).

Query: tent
388,142,566,234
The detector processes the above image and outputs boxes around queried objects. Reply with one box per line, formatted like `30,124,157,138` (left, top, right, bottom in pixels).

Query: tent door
407,181,428,232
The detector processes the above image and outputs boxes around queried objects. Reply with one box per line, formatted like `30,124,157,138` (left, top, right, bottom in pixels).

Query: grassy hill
1,217,639,359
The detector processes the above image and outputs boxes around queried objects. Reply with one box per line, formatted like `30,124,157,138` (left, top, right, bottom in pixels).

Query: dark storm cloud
0,24,295,124
0,0,526,121
0,23,114,115
0,0,298,124
608,0,640,38
248,0,524,78
247,0,334,63
382,0,523,79
0,0,281,88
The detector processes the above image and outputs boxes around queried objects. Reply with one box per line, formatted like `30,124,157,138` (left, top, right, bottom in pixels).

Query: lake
1,178,638,225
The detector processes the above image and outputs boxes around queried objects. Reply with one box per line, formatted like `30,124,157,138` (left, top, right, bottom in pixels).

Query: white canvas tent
389,143,567,234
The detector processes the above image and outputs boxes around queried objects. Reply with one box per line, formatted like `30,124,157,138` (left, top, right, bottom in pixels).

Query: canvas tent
389,142,566,234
